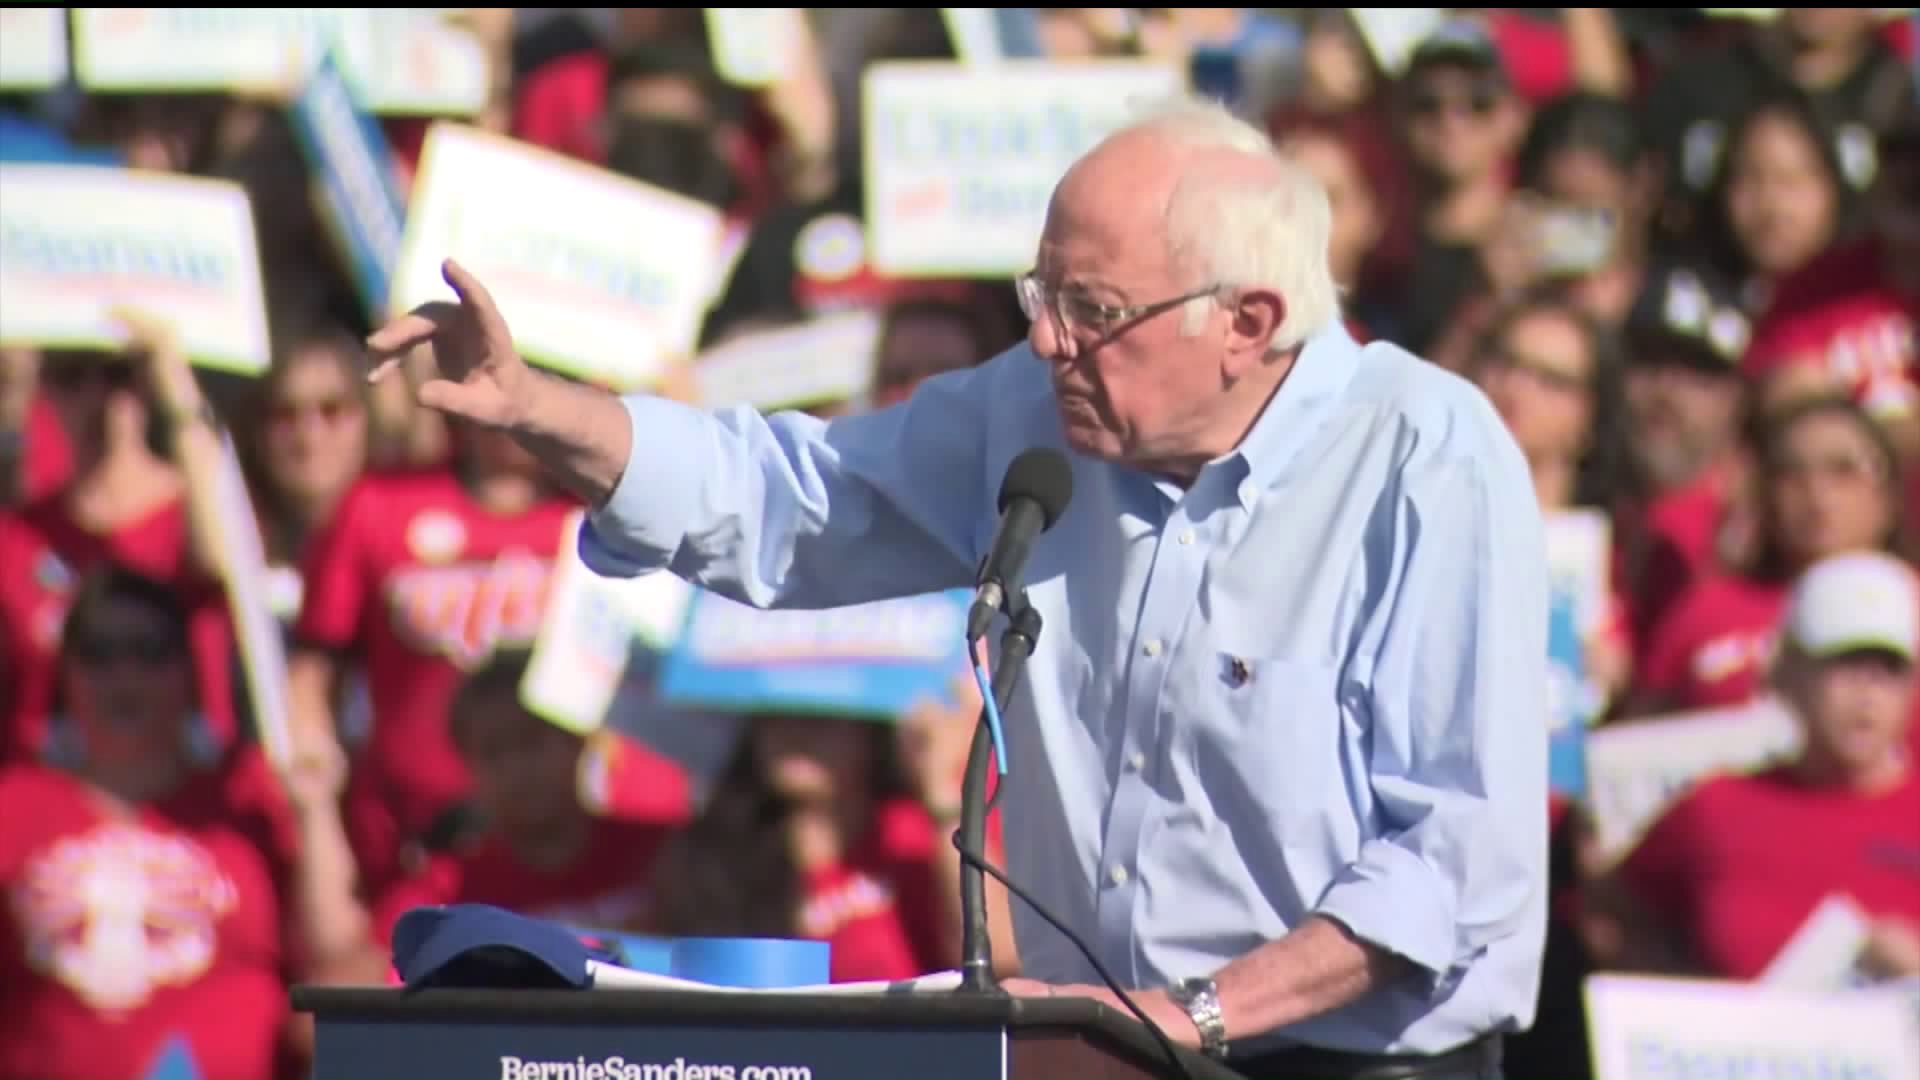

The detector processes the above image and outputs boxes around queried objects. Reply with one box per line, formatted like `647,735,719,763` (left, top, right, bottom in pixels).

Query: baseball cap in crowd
391,904,625,989
1781,552,1920,664
1404,21,1509,86
1624,263,1752,371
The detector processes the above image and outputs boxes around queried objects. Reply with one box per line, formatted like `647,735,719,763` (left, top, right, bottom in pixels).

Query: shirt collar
1211,319,1363,509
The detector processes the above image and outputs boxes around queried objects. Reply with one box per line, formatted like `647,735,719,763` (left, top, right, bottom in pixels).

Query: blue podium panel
314,1016,1006,1080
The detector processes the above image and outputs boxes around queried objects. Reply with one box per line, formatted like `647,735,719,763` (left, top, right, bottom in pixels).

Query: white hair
1110,95,1341,352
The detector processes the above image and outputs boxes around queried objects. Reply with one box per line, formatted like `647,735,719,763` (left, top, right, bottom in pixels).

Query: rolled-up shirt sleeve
580,355,1003,610
1316,452,1549,981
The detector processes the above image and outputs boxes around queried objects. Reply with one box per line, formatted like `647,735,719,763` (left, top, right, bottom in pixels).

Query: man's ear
1224,288,1285,376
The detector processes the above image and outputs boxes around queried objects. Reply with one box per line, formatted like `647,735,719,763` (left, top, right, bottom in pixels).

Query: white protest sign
1583,698,1801,863
70,9,489,115
0,165,271,375
393,124,725,390
694,310,883,412
940,9,1006,64
862,60,1186,277
704,9,805,88
522,512,698,734
1762,894,1875,990
1585,975,1920,1080
1545,508,1612,640
211,433,293,770
0,8,69,90
1345,10,1450,74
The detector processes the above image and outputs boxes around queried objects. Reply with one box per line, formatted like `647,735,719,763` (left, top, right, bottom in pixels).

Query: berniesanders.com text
500,1056,811,1080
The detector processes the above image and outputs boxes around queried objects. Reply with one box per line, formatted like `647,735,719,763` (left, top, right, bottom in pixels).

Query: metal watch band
1170,977,1229,1060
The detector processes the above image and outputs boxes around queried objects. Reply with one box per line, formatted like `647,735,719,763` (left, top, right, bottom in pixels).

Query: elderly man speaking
369,97,1548,1080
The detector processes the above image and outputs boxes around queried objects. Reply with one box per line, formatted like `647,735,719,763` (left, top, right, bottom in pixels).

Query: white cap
1782,551,1919,663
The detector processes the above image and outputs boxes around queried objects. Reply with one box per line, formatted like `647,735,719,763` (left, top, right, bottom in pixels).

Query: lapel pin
1226,657,1251,688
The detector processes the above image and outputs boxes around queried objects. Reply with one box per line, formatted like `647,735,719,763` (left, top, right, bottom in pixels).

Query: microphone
966,449,1074,642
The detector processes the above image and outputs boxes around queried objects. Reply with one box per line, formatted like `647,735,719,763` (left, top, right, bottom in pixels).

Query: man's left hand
1000,978,1200,1048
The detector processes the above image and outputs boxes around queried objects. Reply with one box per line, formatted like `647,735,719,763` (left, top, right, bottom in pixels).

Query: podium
294,986,1244,1080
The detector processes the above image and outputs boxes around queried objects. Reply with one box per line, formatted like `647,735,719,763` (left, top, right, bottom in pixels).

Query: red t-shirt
20,394,73,502
0,751,296,1080
0,496,234,762
1621,765,1920,979
1746,241,1918,421
1638,574,1786,712
293,469,575,887
801,797,946,984
1620,464,1736,656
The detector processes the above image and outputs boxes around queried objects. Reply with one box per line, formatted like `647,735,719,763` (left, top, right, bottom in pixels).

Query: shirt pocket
1178,648,1347,827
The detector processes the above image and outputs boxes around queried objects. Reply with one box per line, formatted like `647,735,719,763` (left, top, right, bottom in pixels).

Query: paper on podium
587,962,963,996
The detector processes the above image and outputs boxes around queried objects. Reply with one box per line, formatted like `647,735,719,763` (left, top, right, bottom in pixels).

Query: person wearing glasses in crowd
370,94,1547,1080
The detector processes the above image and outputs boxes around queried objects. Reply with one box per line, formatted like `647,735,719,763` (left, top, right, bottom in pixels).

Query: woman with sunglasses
0,568,367,1080
0,321,236,766
1631,396,1909,716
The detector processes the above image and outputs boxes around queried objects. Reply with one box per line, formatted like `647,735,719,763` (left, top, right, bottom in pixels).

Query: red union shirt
293,469,575,886
0,496,234,763
801,798,947,983
0,752,295,1080
1637,574,1787,712
1747,241,1918,421
1622,765,1920,979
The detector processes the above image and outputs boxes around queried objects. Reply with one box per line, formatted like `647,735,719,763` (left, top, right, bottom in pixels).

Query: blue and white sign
286,48,405,318
1546,587,1599,798
658,589,972,719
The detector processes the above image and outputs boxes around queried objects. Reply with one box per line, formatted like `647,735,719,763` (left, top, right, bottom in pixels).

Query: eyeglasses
1410,87,1499,119
1015,273,1220,339
1481,348,1590,395
268,395,359,429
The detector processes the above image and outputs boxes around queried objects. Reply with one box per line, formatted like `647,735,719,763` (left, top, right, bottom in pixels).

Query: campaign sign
394,124,725,390
286,49,406,320
1584,975,1920,1080
70,9,489,116
1545,588,1592,798
0,164,271,374
659,590,972,719
862,60,1186,277
0,8,68,90
694,309,883,412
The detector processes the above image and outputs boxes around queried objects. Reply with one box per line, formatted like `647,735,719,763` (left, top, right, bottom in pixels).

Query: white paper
588,962,963,996
1761,894,1873,990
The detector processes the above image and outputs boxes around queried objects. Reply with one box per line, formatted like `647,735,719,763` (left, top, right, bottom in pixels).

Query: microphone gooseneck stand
955,593,1043,994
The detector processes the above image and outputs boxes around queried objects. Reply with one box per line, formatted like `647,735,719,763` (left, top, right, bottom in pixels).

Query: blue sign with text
286,49,405,318
658,590,973,720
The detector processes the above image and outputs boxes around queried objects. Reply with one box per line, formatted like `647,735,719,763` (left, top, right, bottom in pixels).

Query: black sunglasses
69,631,182,666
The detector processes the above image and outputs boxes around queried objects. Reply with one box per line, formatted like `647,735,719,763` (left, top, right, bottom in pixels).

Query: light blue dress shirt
581,322,1549,1054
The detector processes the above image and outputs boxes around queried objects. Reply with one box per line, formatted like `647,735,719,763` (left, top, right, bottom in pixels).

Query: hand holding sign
367,258,535,429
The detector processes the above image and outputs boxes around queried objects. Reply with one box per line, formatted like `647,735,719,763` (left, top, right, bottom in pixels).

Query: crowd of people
1,8,1917,1080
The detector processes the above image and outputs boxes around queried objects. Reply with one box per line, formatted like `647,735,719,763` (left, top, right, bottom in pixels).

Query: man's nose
1028,310,1069,362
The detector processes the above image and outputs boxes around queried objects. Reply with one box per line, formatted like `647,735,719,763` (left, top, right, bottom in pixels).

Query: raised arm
369,258,994,609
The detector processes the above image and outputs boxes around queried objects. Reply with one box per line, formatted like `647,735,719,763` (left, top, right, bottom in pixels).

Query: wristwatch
1168,977,1229,1060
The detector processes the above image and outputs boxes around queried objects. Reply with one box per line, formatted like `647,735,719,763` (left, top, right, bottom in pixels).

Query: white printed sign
1762,894,1875,990
1345,9,1450,74
70,9,489,115
1545,509,1612,639
940,9,1006,64
393,124,725,390
694,310,883,412
1585,975,1920,1080
0,165,271,375
0,8,69,89
522,513,696,734
862,60,1186,277
1583,698,1801,863
704,9,805,87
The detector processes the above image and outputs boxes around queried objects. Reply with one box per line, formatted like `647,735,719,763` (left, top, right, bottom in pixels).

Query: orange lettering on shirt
385,549,554,669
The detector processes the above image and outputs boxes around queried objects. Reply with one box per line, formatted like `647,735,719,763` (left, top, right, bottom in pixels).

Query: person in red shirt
287,423,578,895
1,345,74,508
648,675,1009,984
1603,552,1920,982
1634,396,1907,714
0,568,366,1080
0,340,234,764
371,651,689,943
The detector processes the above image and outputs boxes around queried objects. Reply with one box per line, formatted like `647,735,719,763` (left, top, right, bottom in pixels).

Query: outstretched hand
367,258,534,429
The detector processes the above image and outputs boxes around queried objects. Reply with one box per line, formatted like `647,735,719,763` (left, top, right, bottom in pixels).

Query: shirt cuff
1314,840,1461,978
579,394,714,579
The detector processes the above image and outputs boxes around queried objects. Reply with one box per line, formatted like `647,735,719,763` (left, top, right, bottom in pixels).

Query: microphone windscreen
998,448,1074,526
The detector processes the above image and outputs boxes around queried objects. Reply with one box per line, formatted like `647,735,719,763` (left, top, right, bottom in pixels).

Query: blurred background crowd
1,7,1918,1080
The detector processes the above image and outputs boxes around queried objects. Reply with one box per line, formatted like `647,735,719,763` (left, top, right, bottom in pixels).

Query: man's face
1401,63,1517,187
1787,650,1916,778
1024,156,1233,469
1622,350,1744,490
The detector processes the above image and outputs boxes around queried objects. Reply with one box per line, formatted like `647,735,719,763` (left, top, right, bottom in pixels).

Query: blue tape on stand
670,937,831,988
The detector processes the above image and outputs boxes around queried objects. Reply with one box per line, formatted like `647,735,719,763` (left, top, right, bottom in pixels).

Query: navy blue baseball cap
391,904,625,990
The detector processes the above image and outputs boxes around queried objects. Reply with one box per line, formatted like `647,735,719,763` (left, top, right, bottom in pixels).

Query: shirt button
1238,482,1257,504
1143,639,1163,658
1127,751,1146,772
1178,529,1195,546
1108,865,1130,887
